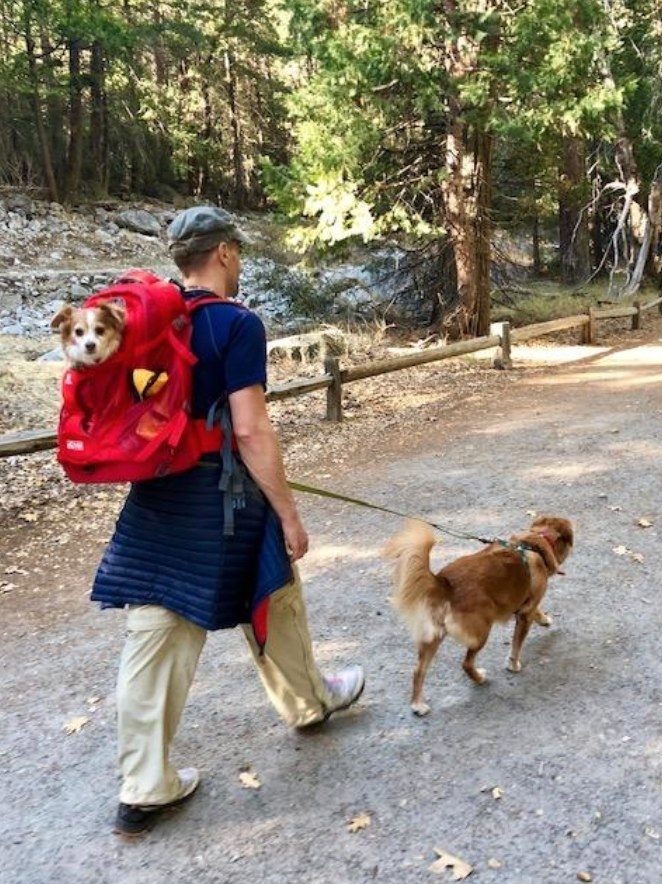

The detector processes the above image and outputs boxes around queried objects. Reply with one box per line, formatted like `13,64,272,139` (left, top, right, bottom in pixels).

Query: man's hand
229,385,310,561
282,513,309,561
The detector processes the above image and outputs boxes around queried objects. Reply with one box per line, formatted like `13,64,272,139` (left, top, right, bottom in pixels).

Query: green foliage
263,0,632,250
0,0,291,201
492,279,653,326
1,0,662,288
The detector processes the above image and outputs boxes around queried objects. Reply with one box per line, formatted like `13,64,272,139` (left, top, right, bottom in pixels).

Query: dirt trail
1,330,662,884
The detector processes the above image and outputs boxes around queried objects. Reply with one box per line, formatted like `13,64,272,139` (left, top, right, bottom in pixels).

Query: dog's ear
97,302,126,331
556,518,574,549
532,515,574,551
51,305,74,331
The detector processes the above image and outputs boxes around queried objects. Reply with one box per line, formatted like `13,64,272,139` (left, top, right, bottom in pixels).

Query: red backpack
56,270,225,483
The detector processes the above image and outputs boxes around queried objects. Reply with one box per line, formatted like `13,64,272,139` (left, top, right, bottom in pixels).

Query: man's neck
181,272,226,298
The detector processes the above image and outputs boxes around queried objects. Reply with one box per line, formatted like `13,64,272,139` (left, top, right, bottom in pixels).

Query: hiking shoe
323,664,365,720
114,767,200,836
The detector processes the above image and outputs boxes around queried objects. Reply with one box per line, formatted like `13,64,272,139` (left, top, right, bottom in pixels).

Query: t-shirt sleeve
224,310,268,394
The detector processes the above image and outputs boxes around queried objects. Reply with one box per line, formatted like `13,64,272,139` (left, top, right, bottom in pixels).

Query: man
92,206,365,836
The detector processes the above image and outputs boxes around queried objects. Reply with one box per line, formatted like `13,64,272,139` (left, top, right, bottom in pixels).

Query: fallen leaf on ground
63,715,90,735
636,517,653,528
577,873,592,882
487,858,502,869
347,813,371,833
429,847,473,879
613,545,644,563
238,770,261,790
19,511,38,522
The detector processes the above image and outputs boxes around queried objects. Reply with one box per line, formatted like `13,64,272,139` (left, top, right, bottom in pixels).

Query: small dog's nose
85,342,96,353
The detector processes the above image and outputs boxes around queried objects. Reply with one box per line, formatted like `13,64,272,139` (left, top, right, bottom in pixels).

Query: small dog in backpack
384,515,574,716
51,303,125,368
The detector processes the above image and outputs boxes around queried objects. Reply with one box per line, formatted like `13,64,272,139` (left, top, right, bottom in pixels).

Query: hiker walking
92,205,365,836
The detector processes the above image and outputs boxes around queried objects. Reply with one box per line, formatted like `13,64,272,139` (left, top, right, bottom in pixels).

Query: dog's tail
384,520,446,641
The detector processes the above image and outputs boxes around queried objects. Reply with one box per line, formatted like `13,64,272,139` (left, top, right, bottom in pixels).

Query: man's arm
228,384,308,561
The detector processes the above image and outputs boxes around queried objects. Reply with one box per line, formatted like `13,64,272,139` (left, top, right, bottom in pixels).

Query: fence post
582,307,595,345
490,321,512,369
632,300,642,330
324,355,343,422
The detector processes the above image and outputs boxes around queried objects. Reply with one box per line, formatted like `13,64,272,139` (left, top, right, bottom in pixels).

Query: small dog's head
530,515,574,566
51,303,125,368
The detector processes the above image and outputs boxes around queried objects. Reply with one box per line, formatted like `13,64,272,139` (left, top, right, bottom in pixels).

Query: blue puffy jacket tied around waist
91,459,293,644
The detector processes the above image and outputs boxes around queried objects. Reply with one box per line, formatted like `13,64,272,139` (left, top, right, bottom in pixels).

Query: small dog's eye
95,327,106,336
74,328,84,337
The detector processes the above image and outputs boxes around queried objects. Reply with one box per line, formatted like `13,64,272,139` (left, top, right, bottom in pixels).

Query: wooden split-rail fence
2,296,661,459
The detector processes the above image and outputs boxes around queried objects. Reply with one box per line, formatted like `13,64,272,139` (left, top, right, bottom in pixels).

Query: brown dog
51,303,125,368
385,515,574,716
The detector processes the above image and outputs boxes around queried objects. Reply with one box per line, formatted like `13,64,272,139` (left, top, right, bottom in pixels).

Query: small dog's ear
51,305,74,331
98,302,126,331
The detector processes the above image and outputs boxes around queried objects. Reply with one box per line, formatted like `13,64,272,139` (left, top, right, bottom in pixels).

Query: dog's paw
474,668,487,684
506,657,522,673
411,701,431,717
534,609,552,627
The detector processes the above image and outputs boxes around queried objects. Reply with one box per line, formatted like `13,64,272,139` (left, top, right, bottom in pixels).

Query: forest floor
1,294,662,882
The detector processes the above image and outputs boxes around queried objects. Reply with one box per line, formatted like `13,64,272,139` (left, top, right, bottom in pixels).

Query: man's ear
216,241,230,265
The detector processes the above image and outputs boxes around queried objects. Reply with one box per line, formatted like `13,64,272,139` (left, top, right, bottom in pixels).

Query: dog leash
288,480,494,545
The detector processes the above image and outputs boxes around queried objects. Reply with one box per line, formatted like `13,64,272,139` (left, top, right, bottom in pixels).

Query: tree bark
439,0,497,337
445,112,475,330
225,49,249,208
626,164,662,294
23,9,58,201
65,38,84,199
599,39,651,296
474,127,493,337
90,40,108,193
559,136,590,284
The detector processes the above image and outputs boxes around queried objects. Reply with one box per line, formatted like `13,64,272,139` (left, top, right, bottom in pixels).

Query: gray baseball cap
167,206,252,258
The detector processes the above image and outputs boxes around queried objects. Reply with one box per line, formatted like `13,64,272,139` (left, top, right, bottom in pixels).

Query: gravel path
1,330,661,884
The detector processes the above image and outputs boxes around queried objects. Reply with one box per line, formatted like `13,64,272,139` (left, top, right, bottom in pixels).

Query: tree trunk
474,127,493,337
599,43,651,296
608,136,642,297
40,30,66,192
23,12,58,201
559,136,590,284
224,49,249,208
532,207,542,275
65,38,84,199
440,0,497,337
626,164,662,294
89,40,107,192
198,55,214,196
645,165,662,281
444,109,475,335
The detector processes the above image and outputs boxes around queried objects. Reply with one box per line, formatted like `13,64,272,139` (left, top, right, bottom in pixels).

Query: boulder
114,209,161,237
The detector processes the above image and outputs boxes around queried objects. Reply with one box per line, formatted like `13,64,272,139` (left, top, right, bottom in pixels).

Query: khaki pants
116,568,334,805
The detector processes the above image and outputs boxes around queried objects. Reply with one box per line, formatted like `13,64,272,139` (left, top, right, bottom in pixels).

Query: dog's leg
411,634,443,717
462,638,489,684
533,607,552,627
507,613,534,672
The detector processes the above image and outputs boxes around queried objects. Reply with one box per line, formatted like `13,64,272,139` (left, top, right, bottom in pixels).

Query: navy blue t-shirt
185,293,267,418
